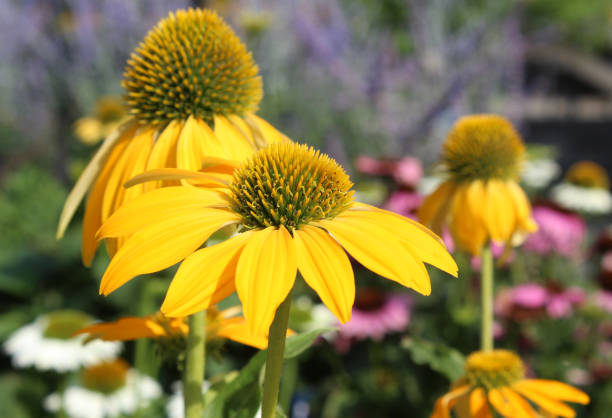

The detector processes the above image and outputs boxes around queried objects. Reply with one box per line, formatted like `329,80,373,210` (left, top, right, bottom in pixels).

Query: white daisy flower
521,158,560,189
45,359,162,418
166,380,211,418
4,311,122,372
551,183,612,215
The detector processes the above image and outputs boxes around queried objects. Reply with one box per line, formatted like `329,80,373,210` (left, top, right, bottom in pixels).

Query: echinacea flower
419,114,538,255
74,96,128,145
495,283,585,321
334,288,411,352
551,161,612,215
3,311,121,372
431,349,589,418
44,359,161,418
524,204,586,258
96,142,458,335
75,307,276,350
57,8,289,266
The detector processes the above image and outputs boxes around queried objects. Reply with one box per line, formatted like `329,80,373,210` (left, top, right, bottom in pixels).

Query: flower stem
480,245,494,351
261,296,292,418
184,310,206,418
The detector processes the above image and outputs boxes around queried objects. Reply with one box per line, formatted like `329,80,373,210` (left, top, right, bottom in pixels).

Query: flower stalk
184,310,206,418
480,245,494,351
261,296,292,418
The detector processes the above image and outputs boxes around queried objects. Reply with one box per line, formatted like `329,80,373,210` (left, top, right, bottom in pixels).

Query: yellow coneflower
431,350,589,418
75,307,276,350
57,8,289,266
95,142,458,335
419,114,538,256
73,96,128,145
552,161,612,215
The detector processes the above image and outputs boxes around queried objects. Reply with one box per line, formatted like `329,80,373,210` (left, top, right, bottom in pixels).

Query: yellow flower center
565,161,610,189
229,143,354,230
43,310,92,340
81,359,129,394
443,115,525,182
465,350,525,390
123,8,262,126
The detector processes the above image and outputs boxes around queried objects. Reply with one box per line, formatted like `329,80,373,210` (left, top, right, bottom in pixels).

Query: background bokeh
1,0,612,417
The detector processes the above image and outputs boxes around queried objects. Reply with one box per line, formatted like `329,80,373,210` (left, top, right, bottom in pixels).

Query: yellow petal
501,387,538,418
161,232,254,317
214,115,254,161
244,114,291,147
488,388,518,418
432,385,471,418
121,127,156,206
57,120,138,239
347,205,457,278
506,181,538,233
484,180,514,242
294,225,355,323
449,183,488,255
235,226,297,335
144,120,183,190
418,180,455,234
216,317,268,350
100,209,240,295
97,186,230,239
515,380,589,404
315,214,431,295
124,168,229,189
227,115,257,148
469,388,492,418
513,383,577,417
75,317,165,341
81,136,131,266
177,116,227,171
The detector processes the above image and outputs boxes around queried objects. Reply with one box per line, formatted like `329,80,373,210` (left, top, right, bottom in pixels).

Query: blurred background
1,0,612,417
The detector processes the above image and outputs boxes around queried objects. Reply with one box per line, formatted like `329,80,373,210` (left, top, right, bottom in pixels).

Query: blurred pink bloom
471,242,513,271
355,155,423,188
335,289,411,352
392,157,423,187
593,290,612,313
513,283,549,309
524,205,586,258
495,283,584,320
383,190,422,218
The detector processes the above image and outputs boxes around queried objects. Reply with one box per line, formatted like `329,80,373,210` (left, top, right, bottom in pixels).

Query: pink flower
383,190,422,218
593,290,612,313
495,283,584,320
524,205,586,258
335,289,411,352
392,156,423,187
513,283,549,309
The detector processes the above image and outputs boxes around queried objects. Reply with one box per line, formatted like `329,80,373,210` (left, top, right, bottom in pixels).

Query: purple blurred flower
593,290,612,314
524,205,586,258
355,155,422,188
496,283,585,320
383,190,422,218
335,288,411,352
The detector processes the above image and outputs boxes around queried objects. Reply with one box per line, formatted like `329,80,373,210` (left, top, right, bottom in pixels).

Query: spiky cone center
228,143,355,230
565,161,610,189
443,115,525,183
43,310,93,340
465,350,525,390
122,8,262,126
81,359,129,394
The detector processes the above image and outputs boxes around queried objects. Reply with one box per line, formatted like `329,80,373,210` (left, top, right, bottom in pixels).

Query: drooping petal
514,380,589,404
235,226,297,335
513,384,577,418
244,114,290,146
484,180,515,242
57,120,138,239
81,136,131,266
347,205,457,277
75,317,166,341
161,232,254,317
144,120,183,190
214,115,253,161
216,317,268,350
177,116,227,170
488,388,519,418
506,181,538,234
449,183,488,255
100,209,241,295
431,385,471,418
124,168,229,188
500,387,537,417
418,180,456,234
315,214,431,295
469,388,492,418
293,225,355,323
97,186,230,239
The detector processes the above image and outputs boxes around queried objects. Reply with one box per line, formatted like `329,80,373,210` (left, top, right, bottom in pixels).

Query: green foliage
402,337,466,382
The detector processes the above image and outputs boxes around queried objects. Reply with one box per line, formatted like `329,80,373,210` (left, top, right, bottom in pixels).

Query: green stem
279,358,298,414
184,310,206,418
261,296,292,418
480,245,494,351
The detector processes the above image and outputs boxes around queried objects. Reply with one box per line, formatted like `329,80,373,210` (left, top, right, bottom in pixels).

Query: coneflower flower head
465,350,525,390
123,9,262,126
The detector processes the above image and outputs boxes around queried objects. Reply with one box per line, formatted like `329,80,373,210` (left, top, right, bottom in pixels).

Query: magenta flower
355,155,422,188
495,283,585,320
383,190,422,218
334,289,411,352
593,290,612,314
524,205,586,258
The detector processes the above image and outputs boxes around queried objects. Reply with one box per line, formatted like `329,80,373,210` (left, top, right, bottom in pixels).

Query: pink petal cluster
355,155,423,188
524,205,586,258
495,283,585,319
334,293,412,352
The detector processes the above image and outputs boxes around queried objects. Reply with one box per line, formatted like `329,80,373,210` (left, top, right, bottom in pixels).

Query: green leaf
284,327,336,359
402,337,465,381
